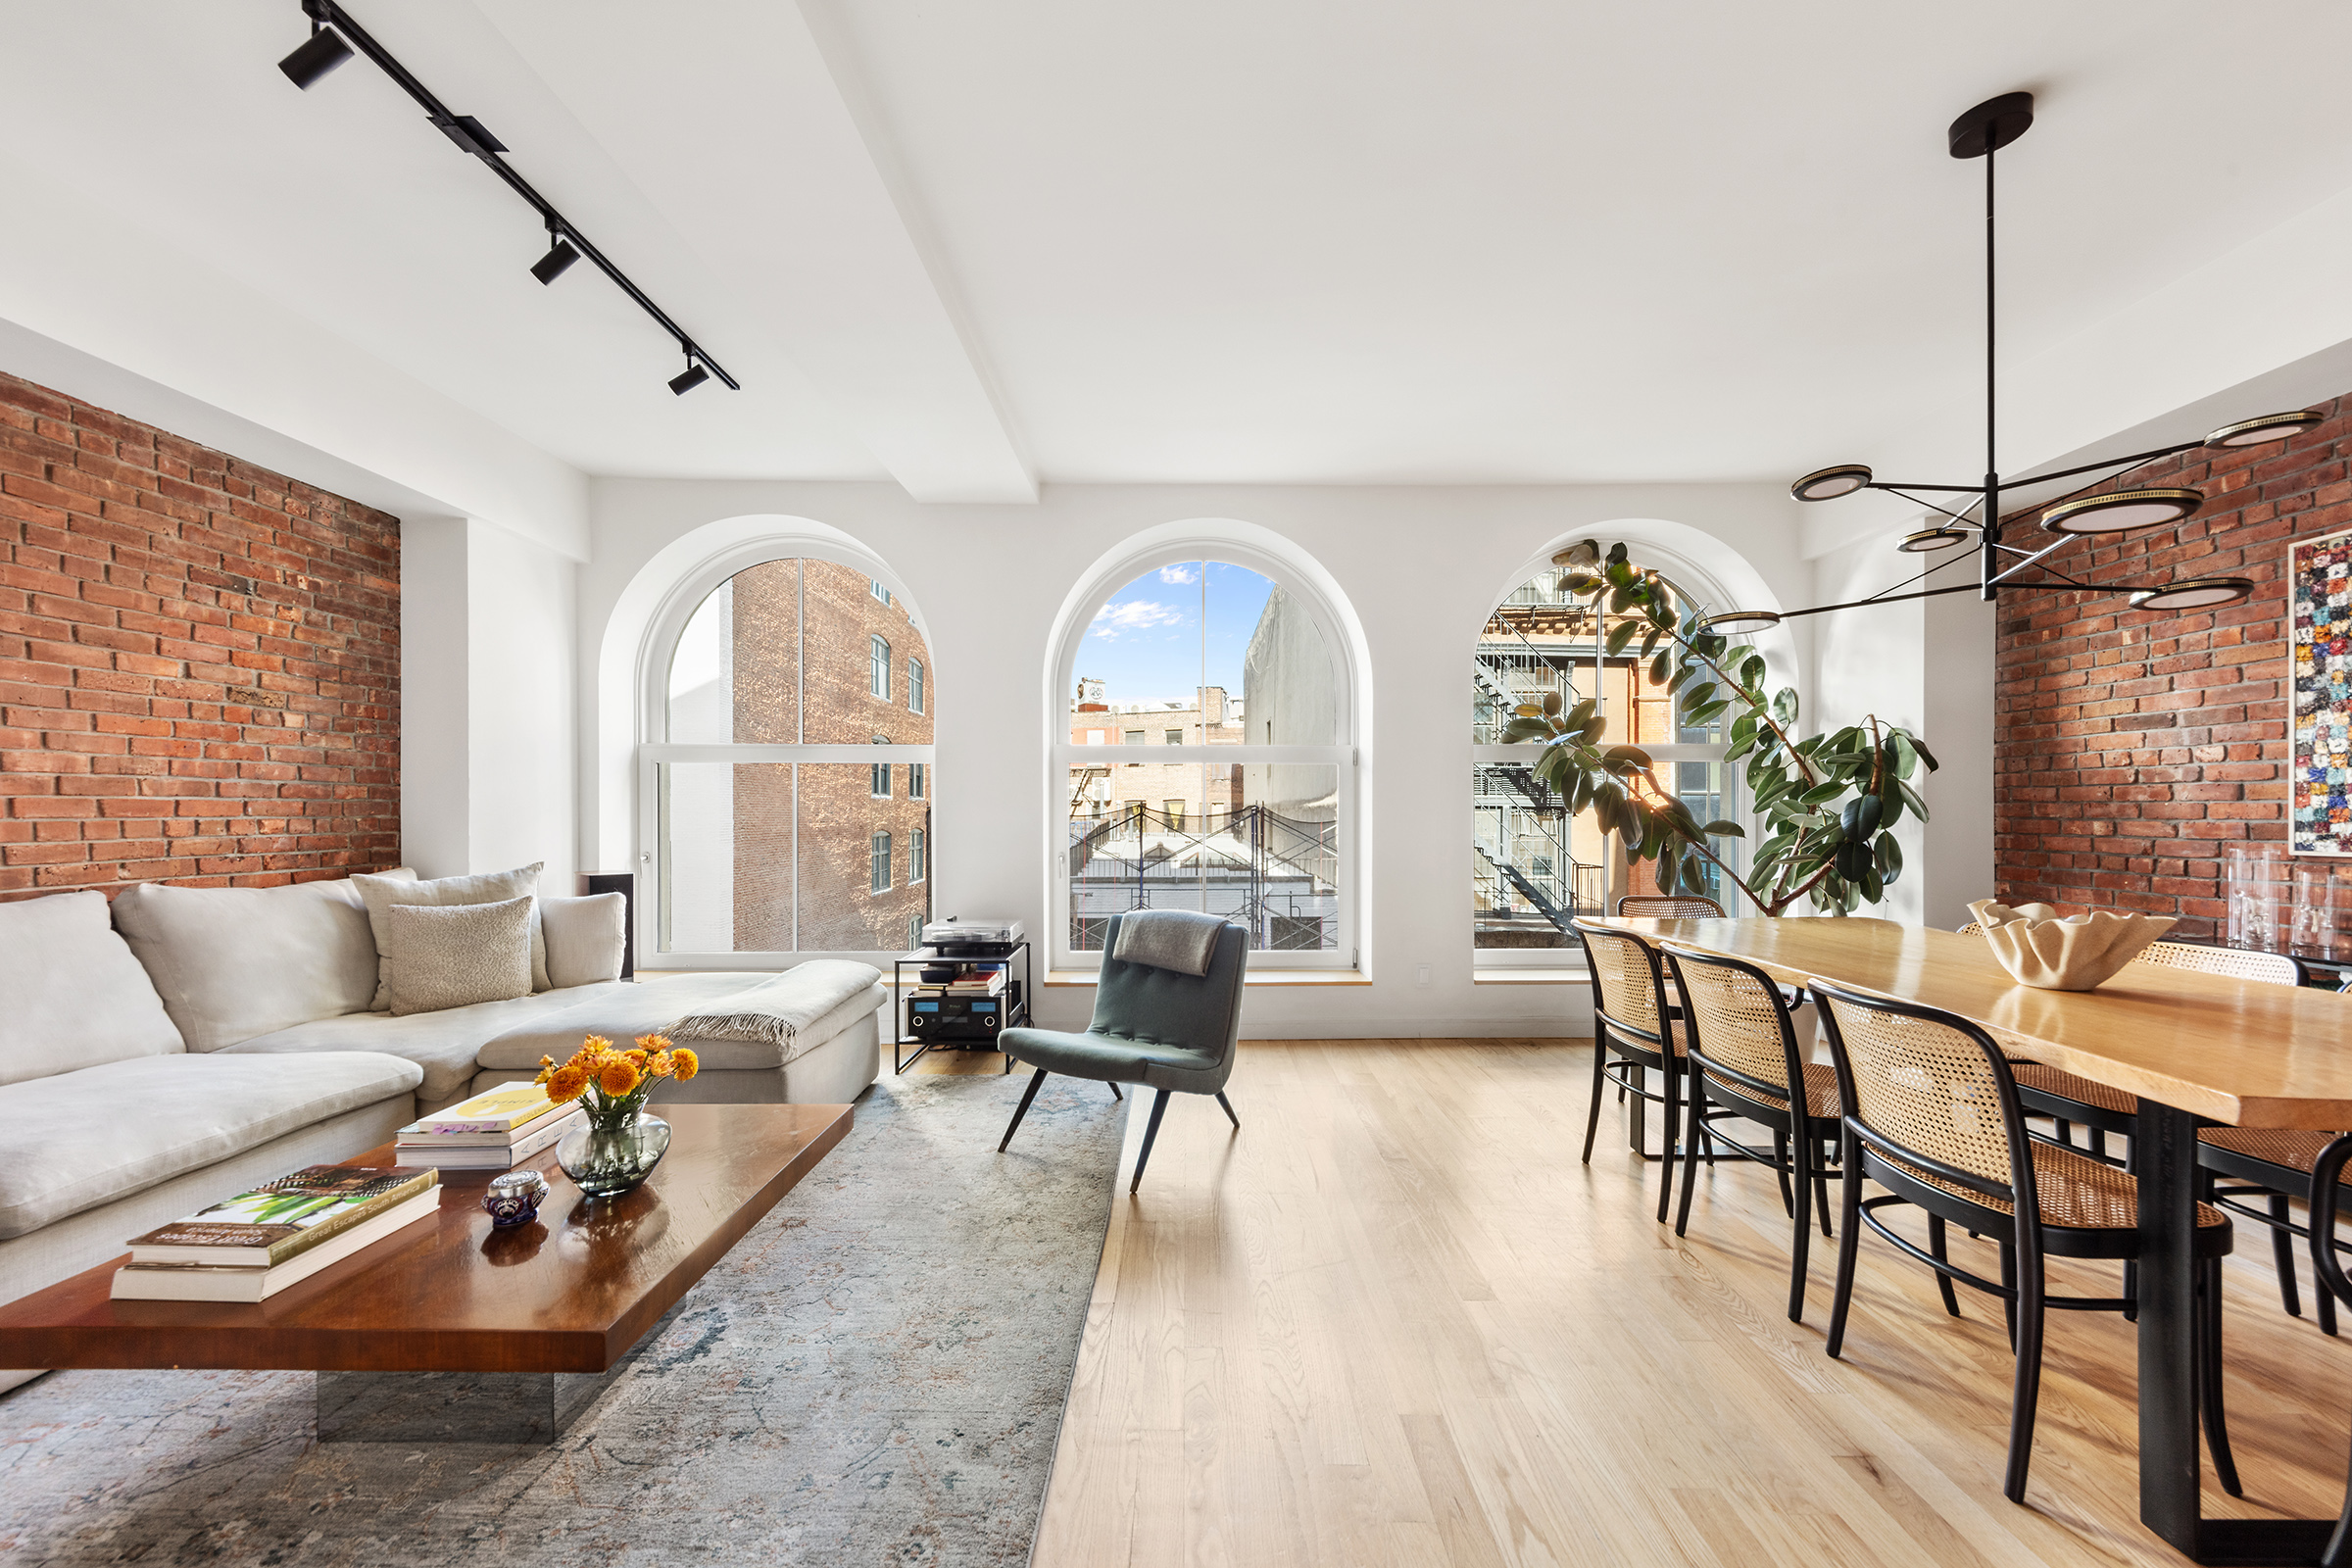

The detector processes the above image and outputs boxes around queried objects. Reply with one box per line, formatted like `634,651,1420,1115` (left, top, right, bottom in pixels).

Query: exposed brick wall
0,371,400,901
1993,395,2350,938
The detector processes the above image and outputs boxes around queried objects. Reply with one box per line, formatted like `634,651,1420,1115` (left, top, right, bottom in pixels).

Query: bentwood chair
995,911,1246,1195
1662,942,1844,1321
1573,919,1695,1224
1814,979,2240,1503
2294,1135,2352,1560
1617,894,1726,919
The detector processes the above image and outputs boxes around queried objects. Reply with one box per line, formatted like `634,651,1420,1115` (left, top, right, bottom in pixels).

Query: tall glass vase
557,1111,671,1200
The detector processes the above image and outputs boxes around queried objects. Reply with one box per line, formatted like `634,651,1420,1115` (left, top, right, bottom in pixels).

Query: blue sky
1076,561,1273,710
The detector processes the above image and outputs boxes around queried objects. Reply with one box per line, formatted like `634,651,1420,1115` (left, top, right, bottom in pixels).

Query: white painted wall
579,480,1813,1038
400,518,580,888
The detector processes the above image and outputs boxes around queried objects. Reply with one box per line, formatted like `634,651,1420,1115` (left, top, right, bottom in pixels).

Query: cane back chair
1573,919,1700,1224
1662,942,1845,1321
2292,1135,2352,1557
1813,979,2239,1504
1616,895,1727,919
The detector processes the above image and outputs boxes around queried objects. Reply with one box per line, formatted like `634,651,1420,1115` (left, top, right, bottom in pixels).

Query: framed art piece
2293,526,2352,855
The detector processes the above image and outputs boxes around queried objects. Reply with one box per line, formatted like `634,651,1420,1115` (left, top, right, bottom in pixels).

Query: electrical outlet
1415,963,1431,988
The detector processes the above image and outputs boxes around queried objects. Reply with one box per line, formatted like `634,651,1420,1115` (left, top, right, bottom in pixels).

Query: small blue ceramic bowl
482,1169,551,1229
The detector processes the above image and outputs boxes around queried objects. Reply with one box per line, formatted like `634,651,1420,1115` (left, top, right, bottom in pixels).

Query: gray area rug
0,1070,1124,1567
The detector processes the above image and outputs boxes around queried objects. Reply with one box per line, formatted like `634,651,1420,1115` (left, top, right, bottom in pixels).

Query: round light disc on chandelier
1697,610,1782,634
2204,411,2323,448
1791,465,1872,503
1896,525,1970,554
2127,576,2253,613
2040,487,2204,535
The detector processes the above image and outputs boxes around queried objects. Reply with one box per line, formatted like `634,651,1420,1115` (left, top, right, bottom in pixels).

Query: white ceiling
3,0,2351,503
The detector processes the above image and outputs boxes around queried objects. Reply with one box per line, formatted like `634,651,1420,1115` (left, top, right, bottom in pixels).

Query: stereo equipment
906,994,1004,1042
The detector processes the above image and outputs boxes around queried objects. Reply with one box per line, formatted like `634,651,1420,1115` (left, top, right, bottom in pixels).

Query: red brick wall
1993,395,2350,938
0,371,400,901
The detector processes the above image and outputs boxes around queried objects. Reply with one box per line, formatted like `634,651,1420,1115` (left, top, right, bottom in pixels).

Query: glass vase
557,1111,671,1200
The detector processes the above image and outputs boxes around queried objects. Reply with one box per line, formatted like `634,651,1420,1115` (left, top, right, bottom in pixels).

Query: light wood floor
932,1039,2352,1568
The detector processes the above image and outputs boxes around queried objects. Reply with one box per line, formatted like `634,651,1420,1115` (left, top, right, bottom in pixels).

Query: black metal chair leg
1216,1091,1240,1130
1129,1088,1172,1194
2201,1257,2243,1496
1674,1083,1705,1238
2003,1248,2046,1504
1109,1082,1122,1101
1581,1037,1609,1165
2275,1193,2305,1317
999,1068,1049,1152
1655,1060,1679,1225
1927,1215,1963,1317
1826,1132,1864,1358
1787,1131,1813,1323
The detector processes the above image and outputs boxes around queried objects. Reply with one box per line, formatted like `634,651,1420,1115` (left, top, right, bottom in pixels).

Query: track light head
2041,487,2205,535
530,237,581,285
1792,465,1873,503
1896,525,1971,554
279,26,354,89
2127,576,2255,614
668,360,710,396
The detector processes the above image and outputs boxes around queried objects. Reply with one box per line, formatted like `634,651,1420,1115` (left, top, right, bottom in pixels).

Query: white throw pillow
541,893,627,989
111,877,390,1053
385,897,535,1016
0,891,184,1085
355,862,547,1008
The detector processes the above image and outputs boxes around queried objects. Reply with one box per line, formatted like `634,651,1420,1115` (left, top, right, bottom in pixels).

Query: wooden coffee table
0,1102,853,1443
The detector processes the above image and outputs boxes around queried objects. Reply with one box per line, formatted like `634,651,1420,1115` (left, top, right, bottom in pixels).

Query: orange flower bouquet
535,1034,699,1198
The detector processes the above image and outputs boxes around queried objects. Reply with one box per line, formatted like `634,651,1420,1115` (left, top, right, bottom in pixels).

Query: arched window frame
1471,539,1784,968
1048,537,1360,972
634,535,935,968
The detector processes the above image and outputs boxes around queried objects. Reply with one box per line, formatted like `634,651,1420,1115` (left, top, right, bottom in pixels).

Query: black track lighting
531,236,581,285
278,26,353,89
276,0,738,393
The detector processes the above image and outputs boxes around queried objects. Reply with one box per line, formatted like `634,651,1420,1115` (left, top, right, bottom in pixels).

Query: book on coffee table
395,1081,584,1169
124,1165,438,1268
398,1082,564,1137
112,1189,443,1302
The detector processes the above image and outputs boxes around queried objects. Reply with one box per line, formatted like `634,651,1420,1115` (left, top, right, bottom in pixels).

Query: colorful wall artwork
2293,526,2352,856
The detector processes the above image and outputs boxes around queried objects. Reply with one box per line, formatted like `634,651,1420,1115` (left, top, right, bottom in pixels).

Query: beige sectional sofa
0,871,887,1396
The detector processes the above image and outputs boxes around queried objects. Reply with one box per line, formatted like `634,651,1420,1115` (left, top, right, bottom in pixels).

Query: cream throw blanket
664,960,882,1052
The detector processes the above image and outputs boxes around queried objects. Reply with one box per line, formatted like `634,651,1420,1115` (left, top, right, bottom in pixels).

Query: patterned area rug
0,1069,1124,1566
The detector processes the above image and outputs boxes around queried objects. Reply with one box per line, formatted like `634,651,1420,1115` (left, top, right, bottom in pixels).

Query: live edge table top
1600,916,2352,1129
0,1102,855,1376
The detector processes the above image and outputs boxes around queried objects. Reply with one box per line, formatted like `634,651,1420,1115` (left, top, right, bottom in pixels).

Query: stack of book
112,1165,440,1302
393,1081,584,1169
906,960,1007,1004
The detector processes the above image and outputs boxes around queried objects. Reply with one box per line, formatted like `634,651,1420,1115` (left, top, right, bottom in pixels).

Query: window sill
1472,967,1590,984
1043,968,1372,987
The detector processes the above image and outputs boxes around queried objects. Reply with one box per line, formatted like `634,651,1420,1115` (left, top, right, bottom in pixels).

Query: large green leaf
1604,618,1640,656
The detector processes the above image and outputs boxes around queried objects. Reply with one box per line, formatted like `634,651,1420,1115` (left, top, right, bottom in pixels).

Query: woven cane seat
2200,1126,2352,1183
1707,1060,1839,1119
2011,1063,2137,1115
1884,1142,2228,1231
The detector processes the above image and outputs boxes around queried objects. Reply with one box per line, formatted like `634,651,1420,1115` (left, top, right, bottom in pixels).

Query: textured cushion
111,877,391,1054
220,981,638,1108
475,967,883,1073
542,893,626,989
355,863,546,1006
0,1051,423,1239
387,897,535,1016
0,891,183,1086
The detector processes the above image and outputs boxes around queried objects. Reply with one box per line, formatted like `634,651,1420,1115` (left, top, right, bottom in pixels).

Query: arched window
1054,547,1355,970
643,552,934,960
1472,557,1736,965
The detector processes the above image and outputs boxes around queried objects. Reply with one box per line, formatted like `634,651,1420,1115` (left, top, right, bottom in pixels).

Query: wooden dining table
1602,915,2352,1567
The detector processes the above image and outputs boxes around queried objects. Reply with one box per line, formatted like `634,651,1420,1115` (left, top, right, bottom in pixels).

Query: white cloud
1090,599,1186,640
1157,564,1200,586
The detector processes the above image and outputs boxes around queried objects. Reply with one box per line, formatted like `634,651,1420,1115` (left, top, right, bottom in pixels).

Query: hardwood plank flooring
1018,1039,2352,1567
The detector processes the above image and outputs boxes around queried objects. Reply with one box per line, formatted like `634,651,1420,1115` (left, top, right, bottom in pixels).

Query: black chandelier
1699,92,2316,637
276,0,738,397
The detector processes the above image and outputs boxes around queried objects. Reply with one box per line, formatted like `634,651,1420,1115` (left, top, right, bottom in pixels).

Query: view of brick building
663,558,932,954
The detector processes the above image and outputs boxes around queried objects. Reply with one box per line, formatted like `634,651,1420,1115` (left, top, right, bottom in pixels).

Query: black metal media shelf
889,940,1032,1073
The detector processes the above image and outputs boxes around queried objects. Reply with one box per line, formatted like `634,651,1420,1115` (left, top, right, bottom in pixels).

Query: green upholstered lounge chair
995,910,1247,1193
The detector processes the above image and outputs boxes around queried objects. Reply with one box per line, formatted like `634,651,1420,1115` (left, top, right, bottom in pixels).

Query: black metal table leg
2138,1101,2335,1566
